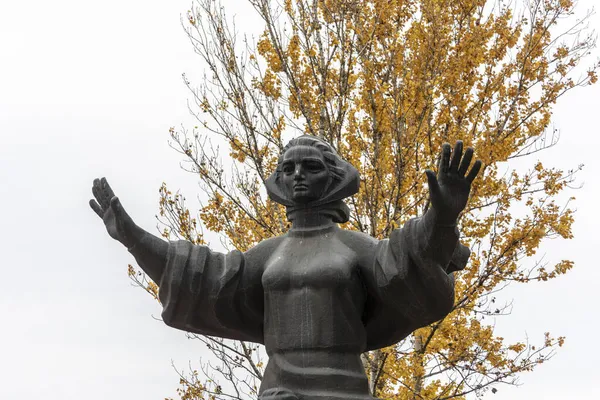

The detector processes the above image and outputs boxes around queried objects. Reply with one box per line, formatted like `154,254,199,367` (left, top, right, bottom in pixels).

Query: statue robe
145,212,468,400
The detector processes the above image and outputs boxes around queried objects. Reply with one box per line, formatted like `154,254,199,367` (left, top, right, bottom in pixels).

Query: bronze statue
90,136,481,400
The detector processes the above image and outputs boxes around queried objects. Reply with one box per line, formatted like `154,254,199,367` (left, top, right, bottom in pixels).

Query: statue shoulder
243,234,286,259
337,228,379,258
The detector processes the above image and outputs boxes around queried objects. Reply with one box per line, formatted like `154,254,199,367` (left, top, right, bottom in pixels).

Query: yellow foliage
159,0,597,398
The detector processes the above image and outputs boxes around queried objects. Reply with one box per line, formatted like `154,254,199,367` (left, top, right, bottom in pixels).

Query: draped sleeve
362,211,470,351
158,240,265,344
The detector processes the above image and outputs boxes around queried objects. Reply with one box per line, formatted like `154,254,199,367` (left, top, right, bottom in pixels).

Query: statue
90,136,481,400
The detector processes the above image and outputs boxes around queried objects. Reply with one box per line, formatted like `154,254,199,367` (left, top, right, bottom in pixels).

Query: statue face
281,145,330,204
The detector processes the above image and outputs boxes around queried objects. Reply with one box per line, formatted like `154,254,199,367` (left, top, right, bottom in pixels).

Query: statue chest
262,232,359,291
260,231,368,353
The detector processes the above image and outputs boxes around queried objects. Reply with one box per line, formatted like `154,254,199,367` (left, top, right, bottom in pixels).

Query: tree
131,0,599,398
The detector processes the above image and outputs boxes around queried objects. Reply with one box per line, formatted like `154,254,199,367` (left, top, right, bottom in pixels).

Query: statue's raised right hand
89,177,142,248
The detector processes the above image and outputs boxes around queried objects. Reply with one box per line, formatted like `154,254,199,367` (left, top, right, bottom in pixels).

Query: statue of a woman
90,136,481,400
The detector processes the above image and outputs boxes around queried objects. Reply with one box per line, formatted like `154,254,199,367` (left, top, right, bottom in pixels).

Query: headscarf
265,135,360,223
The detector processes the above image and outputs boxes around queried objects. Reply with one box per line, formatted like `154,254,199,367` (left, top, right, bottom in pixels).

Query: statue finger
466,160,482,183
100,177,115,206
92,180,109,209
425,169,441,198
100,177,116,200
110,196,125,220
439,143,451,174
89,199,104,219
449,141,463,172
458,147,474,176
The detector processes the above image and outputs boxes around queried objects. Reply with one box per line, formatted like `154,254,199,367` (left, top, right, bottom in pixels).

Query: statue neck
287,208,336,231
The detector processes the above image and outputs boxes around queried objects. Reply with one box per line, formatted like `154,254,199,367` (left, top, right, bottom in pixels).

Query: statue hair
275,135,346,183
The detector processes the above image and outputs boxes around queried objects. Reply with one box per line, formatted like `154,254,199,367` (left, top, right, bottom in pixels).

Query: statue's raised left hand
425,141,482,225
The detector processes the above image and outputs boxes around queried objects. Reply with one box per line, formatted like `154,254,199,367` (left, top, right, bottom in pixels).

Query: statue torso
259,225,375,399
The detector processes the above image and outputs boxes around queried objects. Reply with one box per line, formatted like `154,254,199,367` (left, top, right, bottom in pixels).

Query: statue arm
387,213,458,319
362,219,460,350
373,141,481,319
90,177,264,342
127,231,169,284
408,207,460,271
130,234,265,342
157,240,265,342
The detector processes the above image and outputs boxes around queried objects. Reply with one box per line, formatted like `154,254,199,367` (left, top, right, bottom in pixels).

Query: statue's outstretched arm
90,177,167,283
366,142,481,334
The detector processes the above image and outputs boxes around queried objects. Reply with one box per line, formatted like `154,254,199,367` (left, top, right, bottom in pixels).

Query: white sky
0,0,599,399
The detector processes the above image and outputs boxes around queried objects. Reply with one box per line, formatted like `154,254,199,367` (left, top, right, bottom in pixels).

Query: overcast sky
1,0,599,399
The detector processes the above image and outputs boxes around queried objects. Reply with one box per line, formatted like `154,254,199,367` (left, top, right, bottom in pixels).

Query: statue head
265,135,360,223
